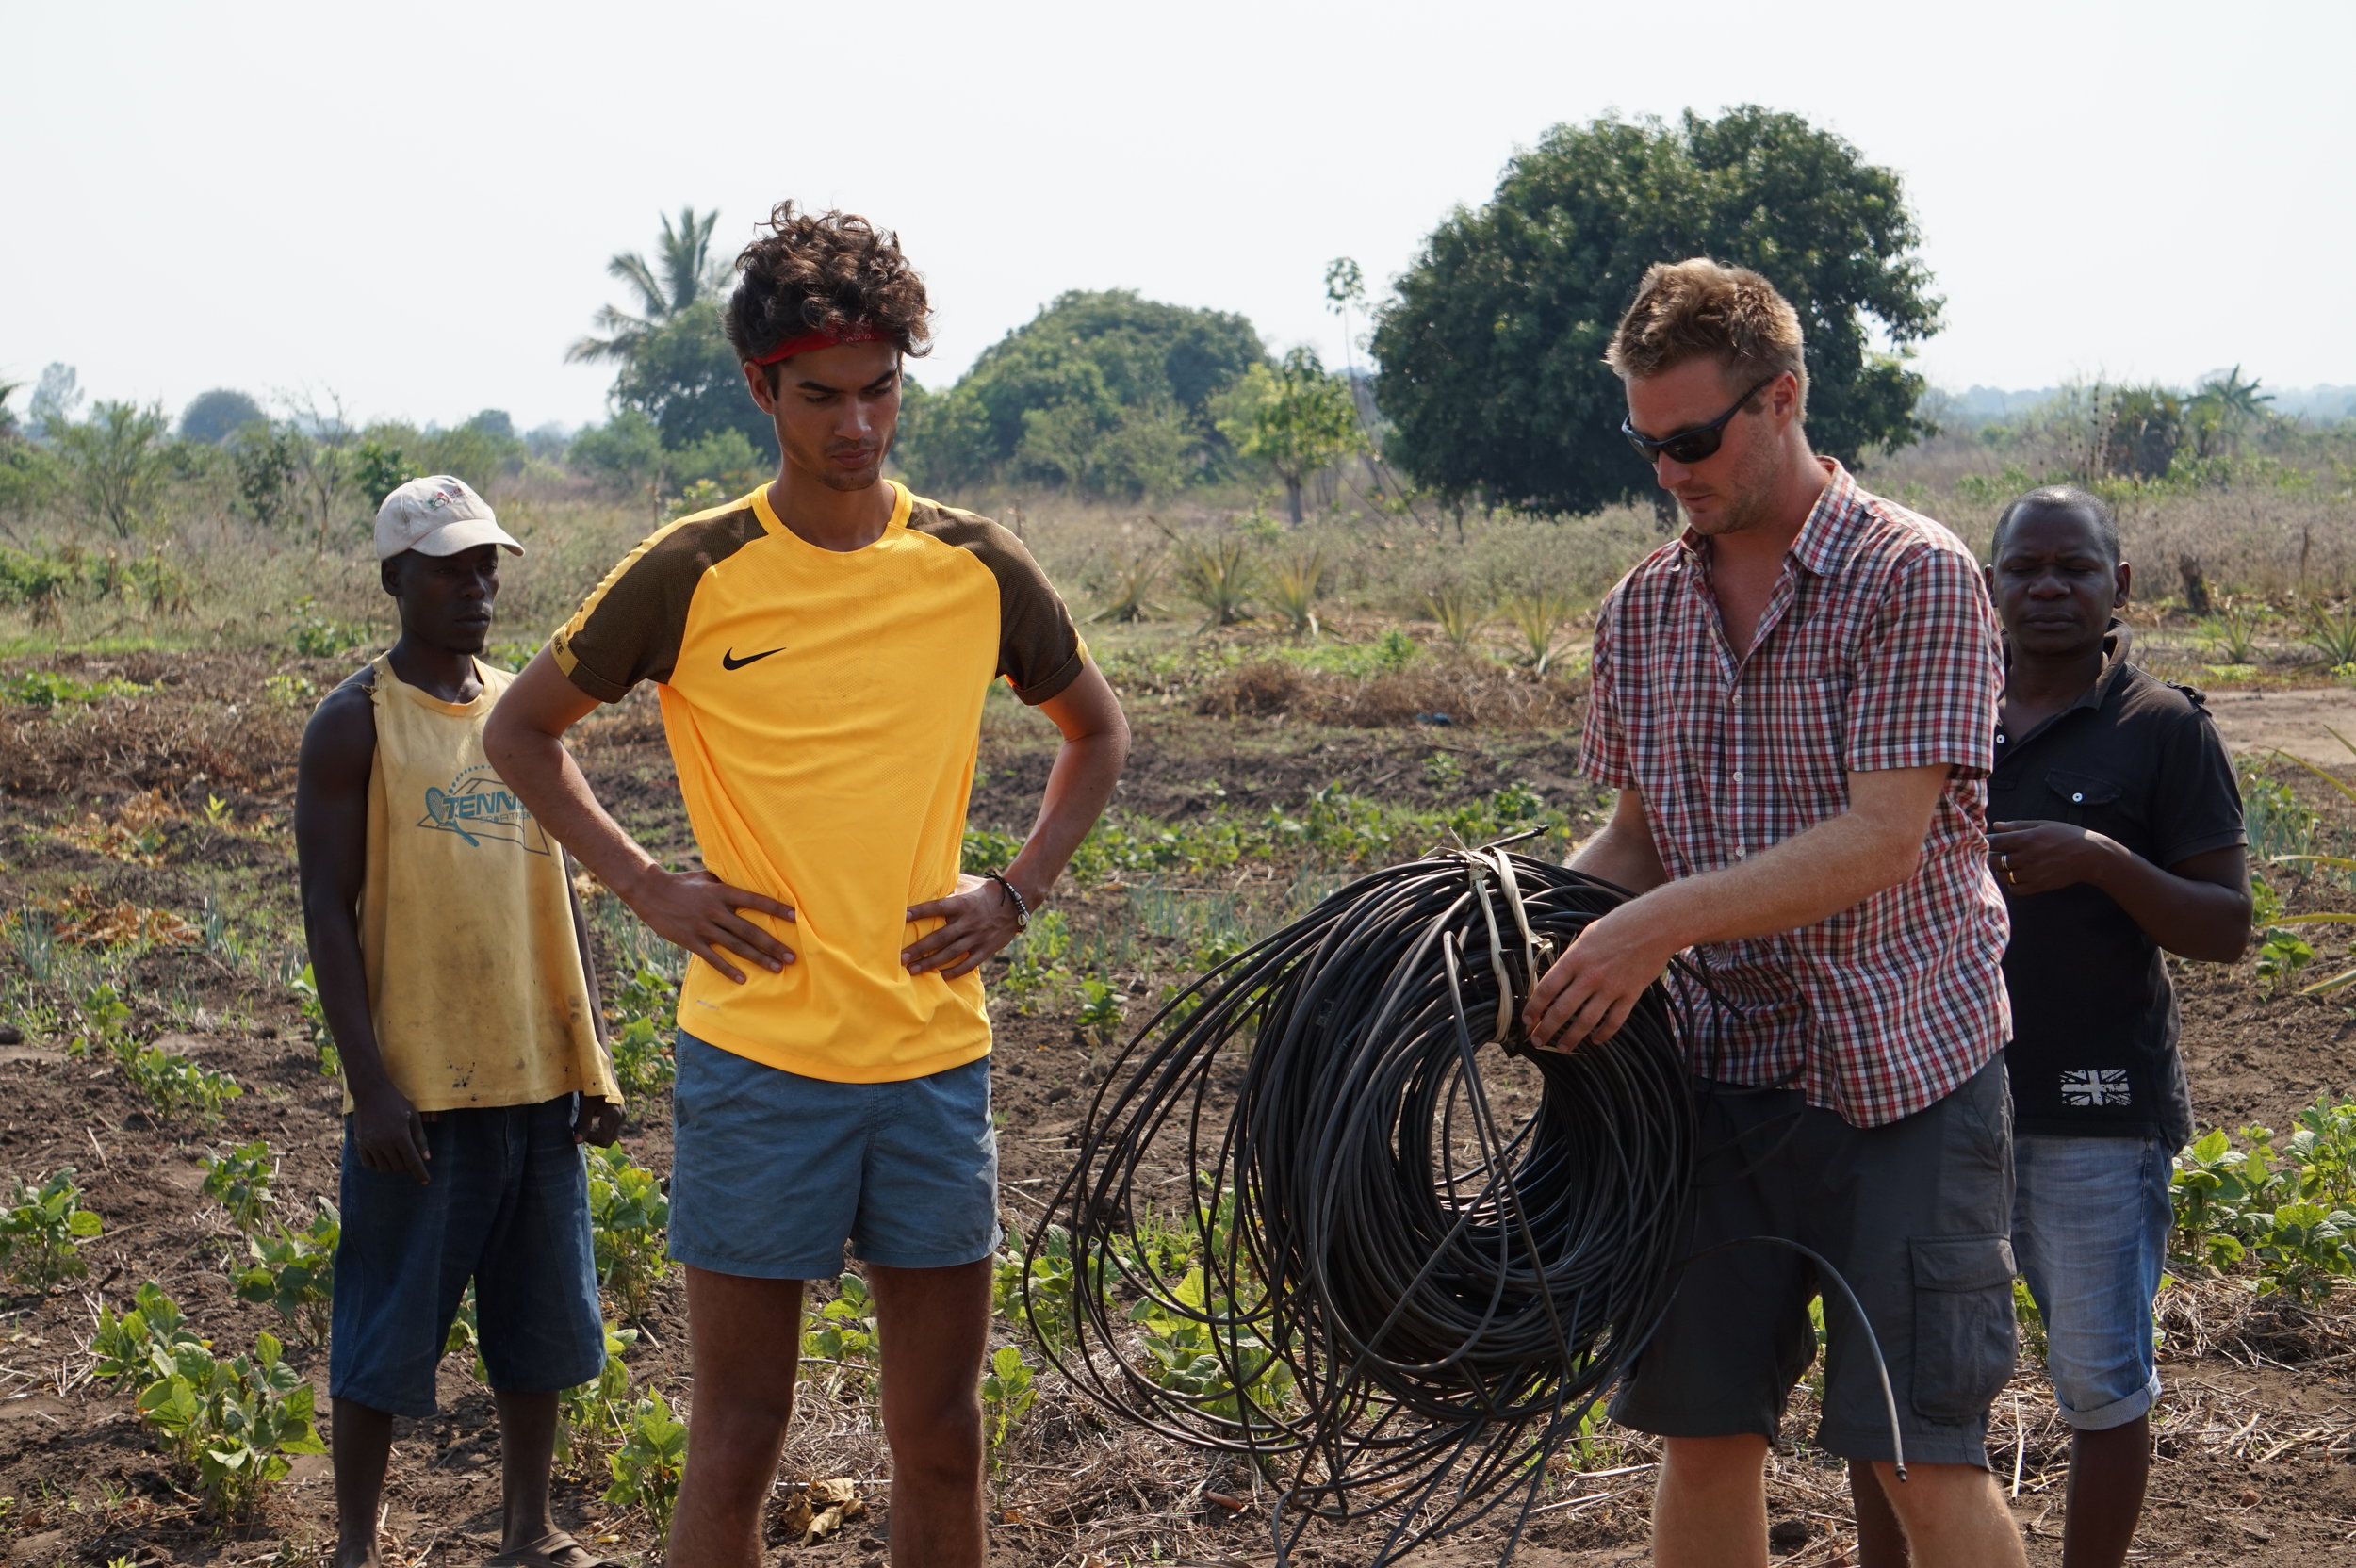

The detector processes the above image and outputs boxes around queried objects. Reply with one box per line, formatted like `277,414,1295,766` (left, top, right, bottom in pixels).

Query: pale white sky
7,0,2349,433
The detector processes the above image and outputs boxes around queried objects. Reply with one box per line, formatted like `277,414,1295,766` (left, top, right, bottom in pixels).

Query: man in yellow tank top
297,475,625,1568
489,205,1130,1568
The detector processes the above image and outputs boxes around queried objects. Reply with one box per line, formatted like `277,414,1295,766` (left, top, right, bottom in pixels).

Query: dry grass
1195,656,1584,729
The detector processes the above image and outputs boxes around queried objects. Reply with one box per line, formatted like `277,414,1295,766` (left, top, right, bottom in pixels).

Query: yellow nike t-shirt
549,482,1084,1084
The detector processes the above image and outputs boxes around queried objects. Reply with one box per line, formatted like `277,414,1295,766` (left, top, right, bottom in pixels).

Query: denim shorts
1610,1057,2018,1467
667,1031,1000,1279
329,1096,605,1417
2011,1133,2171,1429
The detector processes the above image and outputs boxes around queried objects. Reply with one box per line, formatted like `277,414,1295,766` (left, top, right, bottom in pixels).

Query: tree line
567,106,1939,523
1,106,2068,540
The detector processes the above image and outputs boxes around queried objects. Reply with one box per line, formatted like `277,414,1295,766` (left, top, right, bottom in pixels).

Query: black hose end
1891,1462,1909,1483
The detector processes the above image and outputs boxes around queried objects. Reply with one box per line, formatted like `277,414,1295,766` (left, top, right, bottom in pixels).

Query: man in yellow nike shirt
487,204,1128,1568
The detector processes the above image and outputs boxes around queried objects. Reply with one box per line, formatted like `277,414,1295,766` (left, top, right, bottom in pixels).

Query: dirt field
2,645,2353,1567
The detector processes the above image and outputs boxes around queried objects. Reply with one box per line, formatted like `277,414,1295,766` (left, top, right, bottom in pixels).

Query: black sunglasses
1621,373,1781,466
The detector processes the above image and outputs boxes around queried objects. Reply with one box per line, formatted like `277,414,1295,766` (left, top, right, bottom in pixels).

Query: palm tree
567,207,731,364
2189,365,2275,456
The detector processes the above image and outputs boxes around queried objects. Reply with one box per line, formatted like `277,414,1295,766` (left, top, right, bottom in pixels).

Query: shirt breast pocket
2043,767,2125,829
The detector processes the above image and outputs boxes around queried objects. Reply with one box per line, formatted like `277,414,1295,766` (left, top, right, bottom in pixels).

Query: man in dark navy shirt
1857,483,2249,1568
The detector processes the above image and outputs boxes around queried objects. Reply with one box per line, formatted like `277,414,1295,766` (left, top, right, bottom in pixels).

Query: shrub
0,1168,104,1289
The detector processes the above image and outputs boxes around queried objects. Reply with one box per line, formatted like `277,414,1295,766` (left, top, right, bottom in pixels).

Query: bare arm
293,678,430,1184
1524,763,1954,1048
483,648,796,984
564,864,624,1145
903,661,1131,978
1567,790,1671,894
1990,826,2250,962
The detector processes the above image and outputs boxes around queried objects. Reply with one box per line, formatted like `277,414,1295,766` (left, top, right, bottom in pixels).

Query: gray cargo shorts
1609,1056,2017,1468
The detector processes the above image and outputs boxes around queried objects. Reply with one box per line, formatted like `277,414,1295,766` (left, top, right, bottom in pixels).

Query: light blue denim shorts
668,1031,1000,1279
2011,1132,2172,1429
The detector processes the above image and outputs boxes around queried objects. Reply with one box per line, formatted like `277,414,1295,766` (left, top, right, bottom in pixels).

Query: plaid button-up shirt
1579,462,2010,1128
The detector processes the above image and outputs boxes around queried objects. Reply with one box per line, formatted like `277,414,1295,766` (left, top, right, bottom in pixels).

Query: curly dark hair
724,203,932,376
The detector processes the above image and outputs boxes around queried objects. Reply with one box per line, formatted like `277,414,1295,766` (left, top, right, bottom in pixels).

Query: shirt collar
1997,622,2134,746
1675,458,1866,577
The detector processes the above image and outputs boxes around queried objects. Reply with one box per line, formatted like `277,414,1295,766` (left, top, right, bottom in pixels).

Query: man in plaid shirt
1524,261,2024,1568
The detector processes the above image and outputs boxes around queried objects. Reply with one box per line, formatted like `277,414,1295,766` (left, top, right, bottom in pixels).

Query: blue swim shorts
329,1095,605,1418
667,1030,1000,1280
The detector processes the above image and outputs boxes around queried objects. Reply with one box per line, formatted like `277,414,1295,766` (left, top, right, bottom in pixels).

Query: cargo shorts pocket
1909,1234,2018,1423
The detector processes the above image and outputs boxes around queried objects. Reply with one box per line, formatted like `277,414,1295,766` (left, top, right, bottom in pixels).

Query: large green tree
896,290,1265,498
1370,107,1940,517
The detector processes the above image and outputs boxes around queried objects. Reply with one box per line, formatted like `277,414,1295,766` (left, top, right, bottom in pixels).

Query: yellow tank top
356,654,618,1112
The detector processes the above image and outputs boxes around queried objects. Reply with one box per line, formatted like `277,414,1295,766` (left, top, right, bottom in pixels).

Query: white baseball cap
373,475,524,561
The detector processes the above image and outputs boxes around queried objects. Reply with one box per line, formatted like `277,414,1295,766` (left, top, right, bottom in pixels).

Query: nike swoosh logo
721,645,785,670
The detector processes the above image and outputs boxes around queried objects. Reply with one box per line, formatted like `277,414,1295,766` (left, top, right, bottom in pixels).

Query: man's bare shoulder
299,666,378,773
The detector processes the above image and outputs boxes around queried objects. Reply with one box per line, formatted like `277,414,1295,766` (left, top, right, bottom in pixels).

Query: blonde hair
1605,258,1808,414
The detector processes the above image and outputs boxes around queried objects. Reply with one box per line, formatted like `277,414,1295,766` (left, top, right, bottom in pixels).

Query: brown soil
0,653,2351,1566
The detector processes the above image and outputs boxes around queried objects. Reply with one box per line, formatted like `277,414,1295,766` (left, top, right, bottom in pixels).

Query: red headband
750,323,892,366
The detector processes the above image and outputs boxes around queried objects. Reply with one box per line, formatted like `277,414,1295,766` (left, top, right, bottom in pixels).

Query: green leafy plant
980,1345,1038,1467
1374,628,1416,674
1002,908,1072,1004
91,1282,207,1386
289,965,340,1077
201,1140,276,1233
1128,1266,1295,1426
802,1271,880,1396
288,597,363,659
2248,1200,2356,1305
231,1204,338,1345
994,1227,1080,1358
2255,927,2315,992
134,1331,326,1519
1077,976,1126,1047
604,1392,687,1536
556,1322,640,1470
69,982,132,1060
0,670,152,709
586,1145,672,1320
123,1044,242,1128
604,964,678,1101
0,1169,104,1289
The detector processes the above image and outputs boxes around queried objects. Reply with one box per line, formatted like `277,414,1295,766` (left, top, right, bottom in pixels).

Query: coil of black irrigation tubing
1026,840,1906,1565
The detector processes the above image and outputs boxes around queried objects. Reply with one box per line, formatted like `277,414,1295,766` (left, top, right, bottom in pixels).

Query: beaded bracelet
985,870,1031,932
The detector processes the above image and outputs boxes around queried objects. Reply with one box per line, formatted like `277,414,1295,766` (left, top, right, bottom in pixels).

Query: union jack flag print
2060,1069,2133,1107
